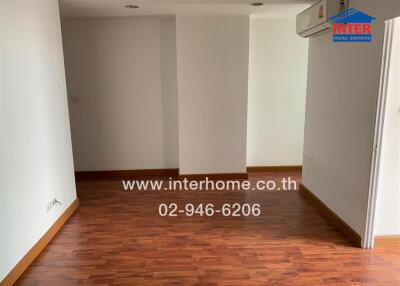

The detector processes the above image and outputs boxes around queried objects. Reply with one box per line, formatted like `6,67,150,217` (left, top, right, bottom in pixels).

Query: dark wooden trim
374,236,400,246
247,166,302,172
299,183,362,247
75,166,302,181
178,173,249,180
0,199,80,286
75,169,179,181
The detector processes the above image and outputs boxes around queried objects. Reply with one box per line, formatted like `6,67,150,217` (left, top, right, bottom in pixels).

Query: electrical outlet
46,198,63,213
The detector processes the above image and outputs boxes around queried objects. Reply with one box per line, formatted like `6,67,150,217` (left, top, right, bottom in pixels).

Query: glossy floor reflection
16,172,400,285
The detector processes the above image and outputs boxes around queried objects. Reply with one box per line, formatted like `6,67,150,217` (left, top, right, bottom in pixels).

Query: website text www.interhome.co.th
122,177,297,192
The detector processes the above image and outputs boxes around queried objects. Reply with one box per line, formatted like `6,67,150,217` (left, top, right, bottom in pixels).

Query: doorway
366,16,400,248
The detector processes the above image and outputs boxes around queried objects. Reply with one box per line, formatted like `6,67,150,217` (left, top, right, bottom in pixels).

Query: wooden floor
16,172,400,285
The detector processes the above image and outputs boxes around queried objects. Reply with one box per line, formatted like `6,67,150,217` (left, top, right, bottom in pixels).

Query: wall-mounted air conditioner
297,0,342,38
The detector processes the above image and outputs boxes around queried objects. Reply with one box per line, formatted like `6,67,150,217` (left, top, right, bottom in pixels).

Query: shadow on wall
62,17,179,172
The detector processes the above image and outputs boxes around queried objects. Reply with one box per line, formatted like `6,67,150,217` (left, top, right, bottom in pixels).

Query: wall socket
46,198,62,214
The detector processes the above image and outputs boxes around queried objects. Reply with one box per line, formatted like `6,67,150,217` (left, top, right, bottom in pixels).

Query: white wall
374,17,400,236
302,0,400,239
0,0,3,278
160,18,180,169
176,15,249,175
1,0,77,280
62,17,179,171
64,15,305,174
247,19,308,167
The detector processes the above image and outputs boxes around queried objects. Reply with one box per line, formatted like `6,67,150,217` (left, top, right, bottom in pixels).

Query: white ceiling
59,0,315,19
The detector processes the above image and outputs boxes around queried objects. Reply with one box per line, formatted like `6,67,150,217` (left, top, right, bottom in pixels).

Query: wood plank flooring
16,172,400,285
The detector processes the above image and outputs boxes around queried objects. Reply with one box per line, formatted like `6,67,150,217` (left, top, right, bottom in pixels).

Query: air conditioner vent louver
297,0,340,38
